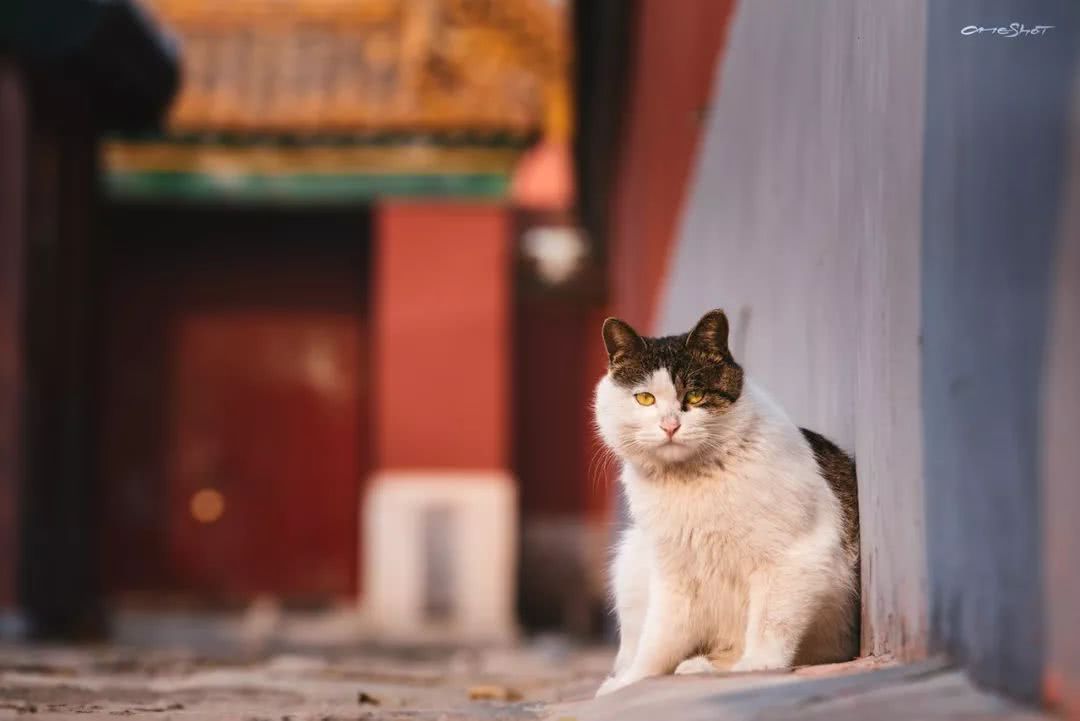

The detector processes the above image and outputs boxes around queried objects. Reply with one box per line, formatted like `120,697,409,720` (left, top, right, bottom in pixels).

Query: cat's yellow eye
634,392,656,406
685,390,705,405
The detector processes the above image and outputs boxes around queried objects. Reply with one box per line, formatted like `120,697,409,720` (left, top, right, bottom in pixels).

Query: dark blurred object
1,0,178,639
1,0,179,131
572,0,632,261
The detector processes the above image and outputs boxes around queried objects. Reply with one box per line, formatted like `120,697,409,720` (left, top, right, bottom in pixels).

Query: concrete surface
0,639,609,720
0,643,1048,721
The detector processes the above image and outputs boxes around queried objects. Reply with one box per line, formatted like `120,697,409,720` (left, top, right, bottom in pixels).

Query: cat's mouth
652,438,695,459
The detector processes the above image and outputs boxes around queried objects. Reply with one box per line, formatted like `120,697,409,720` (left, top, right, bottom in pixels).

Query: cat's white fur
594,368,857,697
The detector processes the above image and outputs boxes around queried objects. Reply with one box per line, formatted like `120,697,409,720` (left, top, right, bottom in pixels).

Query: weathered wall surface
657,1,929,660
1044,69,1080,713
657,0,1080,703
920,0,1079,702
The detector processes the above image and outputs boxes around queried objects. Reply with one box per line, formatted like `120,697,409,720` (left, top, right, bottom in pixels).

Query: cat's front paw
674,656,719,675
730,654,790,673
595,674,633,697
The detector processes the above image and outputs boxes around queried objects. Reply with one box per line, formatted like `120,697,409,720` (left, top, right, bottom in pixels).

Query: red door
100,209,368,604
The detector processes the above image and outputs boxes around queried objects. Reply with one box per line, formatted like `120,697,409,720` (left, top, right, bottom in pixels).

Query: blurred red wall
608,0,735,331
100,210,369,602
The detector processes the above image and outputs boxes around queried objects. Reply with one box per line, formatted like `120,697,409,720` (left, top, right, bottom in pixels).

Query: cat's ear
686,309,730,359
602,317,645,366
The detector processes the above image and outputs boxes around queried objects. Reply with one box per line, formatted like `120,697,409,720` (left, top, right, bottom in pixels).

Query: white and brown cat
594,310,859,696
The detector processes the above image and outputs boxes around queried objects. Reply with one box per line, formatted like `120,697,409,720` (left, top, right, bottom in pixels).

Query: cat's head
594,309,744,467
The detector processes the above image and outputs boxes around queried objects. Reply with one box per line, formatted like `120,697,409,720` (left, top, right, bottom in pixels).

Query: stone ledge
547,657,1047,721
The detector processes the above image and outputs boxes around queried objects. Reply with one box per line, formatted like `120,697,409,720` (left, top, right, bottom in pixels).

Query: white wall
657,0,928,660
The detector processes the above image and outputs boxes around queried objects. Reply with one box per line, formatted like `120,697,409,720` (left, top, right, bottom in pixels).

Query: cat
594,309,859,697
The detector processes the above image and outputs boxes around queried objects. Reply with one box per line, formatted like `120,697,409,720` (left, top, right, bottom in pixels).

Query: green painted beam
104,171,510,204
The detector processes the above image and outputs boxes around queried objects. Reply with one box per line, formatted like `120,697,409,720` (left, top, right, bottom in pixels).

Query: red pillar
0,61,27,612
373,203,510,470
363,202,516,642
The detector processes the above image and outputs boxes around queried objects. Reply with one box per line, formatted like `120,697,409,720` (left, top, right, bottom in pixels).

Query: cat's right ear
602,317,645,366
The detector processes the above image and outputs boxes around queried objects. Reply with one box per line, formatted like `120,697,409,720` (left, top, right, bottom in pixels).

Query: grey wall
658,0,929,660
920,0,1079,702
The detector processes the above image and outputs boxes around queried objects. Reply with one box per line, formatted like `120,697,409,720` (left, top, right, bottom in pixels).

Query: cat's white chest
624,466,761,648
627,462,795,562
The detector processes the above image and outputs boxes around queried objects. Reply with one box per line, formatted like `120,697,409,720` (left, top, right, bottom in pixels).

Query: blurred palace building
1,0,727,644
98,0,582,644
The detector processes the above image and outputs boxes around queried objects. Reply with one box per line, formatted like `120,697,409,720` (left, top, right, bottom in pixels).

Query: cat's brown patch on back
799,428,859,557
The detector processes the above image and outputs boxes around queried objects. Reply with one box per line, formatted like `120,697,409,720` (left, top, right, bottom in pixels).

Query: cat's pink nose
660,417,681,438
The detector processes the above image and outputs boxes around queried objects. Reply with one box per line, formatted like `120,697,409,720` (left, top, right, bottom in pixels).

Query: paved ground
0,638,609,720
0,641,1050,720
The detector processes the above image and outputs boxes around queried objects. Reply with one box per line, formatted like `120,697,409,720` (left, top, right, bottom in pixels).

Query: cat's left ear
602,317,645,366
686,309,730,359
